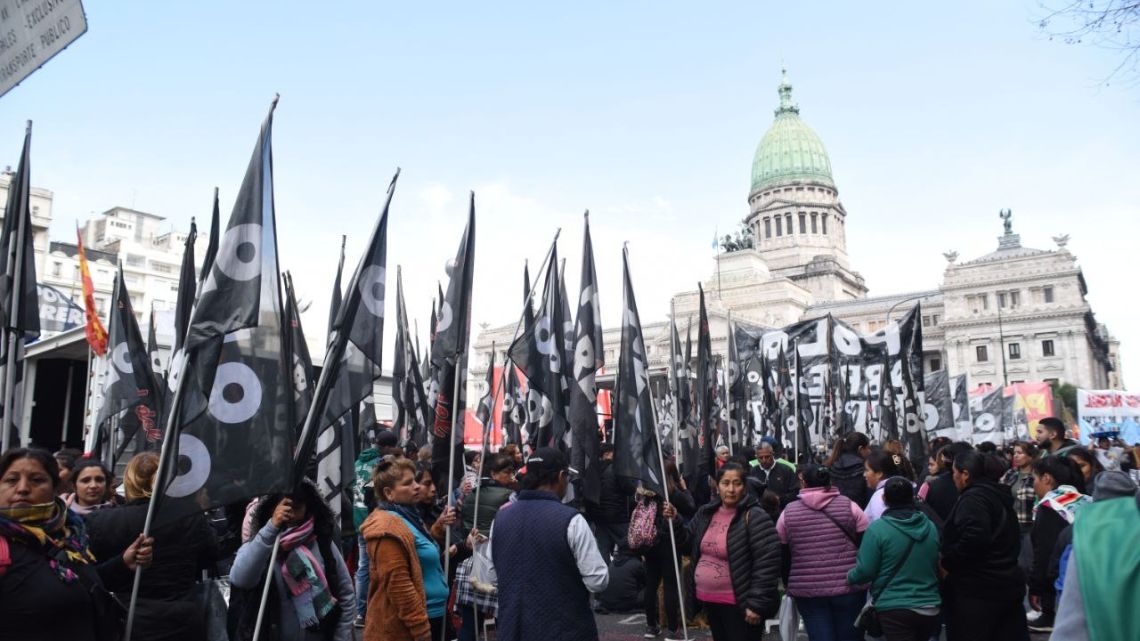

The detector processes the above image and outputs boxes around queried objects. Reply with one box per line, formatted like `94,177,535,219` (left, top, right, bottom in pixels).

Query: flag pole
668,299,681,474
648,373,690,641
725,310,733,458
471,342,495,537
440,357,463,641
793,341,800,466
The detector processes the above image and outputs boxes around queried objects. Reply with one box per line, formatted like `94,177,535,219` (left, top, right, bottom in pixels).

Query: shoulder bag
853,537,916,637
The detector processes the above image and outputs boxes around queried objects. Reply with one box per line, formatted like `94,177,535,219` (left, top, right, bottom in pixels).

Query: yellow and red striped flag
76,229,107,355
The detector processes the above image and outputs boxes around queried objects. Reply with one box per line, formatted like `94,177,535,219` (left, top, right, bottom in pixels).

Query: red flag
76,230,107,355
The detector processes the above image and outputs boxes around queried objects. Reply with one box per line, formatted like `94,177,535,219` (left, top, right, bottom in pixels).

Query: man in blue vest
491,447,610,641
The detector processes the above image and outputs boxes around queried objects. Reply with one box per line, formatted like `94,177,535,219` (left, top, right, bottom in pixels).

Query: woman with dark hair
940,450,1029,641
638,460,695,639
1064,446,1103,496
1000,441,1039,573
919,441,973,522
0,448,152,641
777,465,869,641
230,479,355,641
414,461,443,525
863,450,908,522
64,459,116,516
847,477,941,641
361,456,455,641
1026,455,1091,633
665,462,781,641
825,432,871,507
53,448,82,495
87,452,220,641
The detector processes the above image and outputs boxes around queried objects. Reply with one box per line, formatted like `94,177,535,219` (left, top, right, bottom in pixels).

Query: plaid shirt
1002,468,1036,528
454,557,498,613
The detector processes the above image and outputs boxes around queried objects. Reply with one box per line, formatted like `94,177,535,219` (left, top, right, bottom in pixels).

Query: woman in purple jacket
777,465,870,641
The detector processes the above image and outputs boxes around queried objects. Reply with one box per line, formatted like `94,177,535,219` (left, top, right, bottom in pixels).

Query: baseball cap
524,447,568,476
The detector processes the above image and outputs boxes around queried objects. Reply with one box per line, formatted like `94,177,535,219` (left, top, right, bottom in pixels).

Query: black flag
501,364,524,446
475,343,497,447
0,123,39,449
165,218,198,404
430,196,476,496
612,246,663,496
308,173,396,519
695,284,715,481
283,272,314,440
95,268,162,464
199,188,220,285
508,242,569,451
878,347,898,443
569,214,604,505
157,99,293,523
678,318,702,483
393,266,430,447
328,235,346,344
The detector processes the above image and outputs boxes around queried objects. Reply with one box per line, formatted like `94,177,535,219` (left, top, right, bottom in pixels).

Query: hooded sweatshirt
939,480,1025,601
353,448,381,529
777,486,870,598
847,508,941,612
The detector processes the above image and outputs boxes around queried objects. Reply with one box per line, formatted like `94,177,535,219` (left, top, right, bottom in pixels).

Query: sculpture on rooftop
1000,208,1013,234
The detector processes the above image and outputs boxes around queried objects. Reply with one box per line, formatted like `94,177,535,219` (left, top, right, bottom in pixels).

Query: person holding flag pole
613,243,690,641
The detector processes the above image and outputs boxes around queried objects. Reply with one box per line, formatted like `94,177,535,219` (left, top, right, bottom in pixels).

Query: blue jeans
795,591,867,641
355,534,369,617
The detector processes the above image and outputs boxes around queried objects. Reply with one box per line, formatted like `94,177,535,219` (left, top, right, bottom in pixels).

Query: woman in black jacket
0,448,152,641
939,450,1029,641
1026,455,1090,633
639,461,695,639
665,462,781,641
824,432,871,507
86,451,219,641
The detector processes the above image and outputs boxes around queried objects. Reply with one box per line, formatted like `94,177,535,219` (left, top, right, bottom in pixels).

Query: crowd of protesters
2,414,1139,641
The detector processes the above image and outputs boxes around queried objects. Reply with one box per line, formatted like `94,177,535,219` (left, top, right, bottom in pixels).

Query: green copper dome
750,70,835,195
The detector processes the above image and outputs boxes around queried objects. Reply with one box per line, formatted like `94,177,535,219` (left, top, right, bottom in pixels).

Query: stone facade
470,72,1123,401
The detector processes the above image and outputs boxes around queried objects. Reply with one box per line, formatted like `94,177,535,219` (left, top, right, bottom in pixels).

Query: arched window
785,213,793,235
764,217,772,238
811,212,818,233
822,214,828,235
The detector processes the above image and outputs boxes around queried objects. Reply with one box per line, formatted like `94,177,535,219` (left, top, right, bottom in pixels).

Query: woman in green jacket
847,477,941,641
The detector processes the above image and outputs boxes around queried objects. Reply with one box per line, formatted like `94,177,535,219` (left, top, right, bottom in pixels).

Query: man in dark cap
490,447,610,641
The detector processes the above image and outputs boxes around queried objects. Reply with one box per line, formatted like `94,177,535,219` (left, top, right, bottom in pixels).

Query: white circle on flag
111,341,133,374
208,362,263,424
357,265,386,317
215,224,263,281
166,433,211,498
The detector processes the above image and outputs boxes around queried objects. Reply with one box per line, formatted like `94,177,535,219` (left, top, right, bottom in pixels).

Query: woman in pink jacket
777,465,870,641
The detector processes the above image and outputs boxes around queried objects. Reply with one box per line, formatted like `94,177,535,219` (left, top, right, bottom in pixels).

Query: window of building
1042,339,1055,357
1009,343,1021,360
998,292,1007,308
125,254,145,267
775,217,782,236
930,357,942,371
152,262,172,274
1043,286,1054,303
51,262,61,277
1010,380,1025,384
980,295,988,310
799,213,807,234
764,218,771,238
785,214,793,235
811,212,818,233
922,315,931,327
976,345,989,362
932,314,940,325
1009,290,1020,308
1044,378,1059,385
821,214,828,234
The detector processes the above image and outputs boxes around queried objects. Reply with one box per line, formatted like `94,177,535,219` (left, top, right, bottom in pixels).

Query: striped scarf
278,516,337,629
0,498,95,582
1033,484,1092,524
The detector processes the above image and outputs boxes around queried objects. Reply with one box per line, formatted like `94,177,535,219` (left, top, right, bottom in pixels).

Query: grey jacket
230,522,355,641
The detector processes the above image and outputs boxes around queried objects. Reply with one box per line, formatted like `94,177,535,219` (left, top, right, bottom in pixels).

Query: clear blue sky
0,2,1136,387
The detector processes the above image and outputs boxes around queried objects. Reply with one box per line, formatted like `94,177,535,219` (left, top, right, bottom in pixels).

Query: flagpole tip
583,210,589,220
24,120,31,133
271,94,280,109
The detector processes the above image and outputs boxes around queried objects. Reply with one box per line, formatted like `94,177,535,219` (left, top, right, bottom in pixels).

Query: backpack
627,496,660,552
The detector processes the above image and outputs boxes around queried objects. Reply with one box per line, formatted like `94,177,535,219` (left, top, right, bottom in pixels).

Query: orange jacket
361,509,430,641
